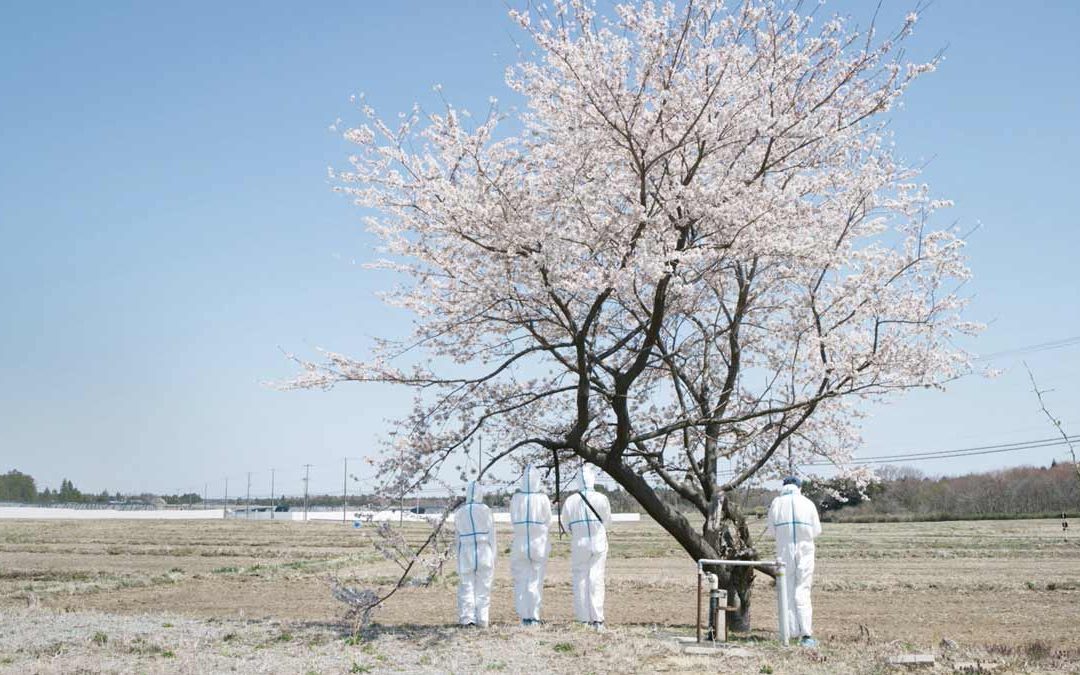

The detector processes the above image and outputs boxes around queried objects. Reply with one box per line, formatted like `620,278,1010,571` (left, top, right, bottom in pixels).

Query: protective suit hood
573,465,597,491
780,483,801,496
520,464,542,493
465,481,485,504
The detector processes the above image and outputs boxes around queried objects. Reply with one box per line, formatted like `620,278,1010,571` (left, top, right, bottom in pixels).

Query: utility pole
203,483,208,511
246,472,252,520
302,464,312,522
786,438,795,477
223,477,229,520
270,469,276,521
342,457,348,524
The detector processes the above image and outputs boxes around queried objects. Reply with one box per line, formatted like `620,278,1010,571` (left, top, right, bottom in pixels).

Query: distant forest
0,471,208,506
805,461,1078,522
2,461,1076,521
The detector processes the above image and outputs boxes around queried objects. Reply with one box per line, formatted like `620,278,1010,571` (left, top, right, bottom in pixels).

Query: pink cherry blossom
285,0,976,568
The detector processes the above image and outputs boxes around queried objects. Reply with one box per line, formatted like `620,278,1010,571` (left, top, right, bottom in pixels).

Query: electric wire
803,435,1080,466
974,335,1080,362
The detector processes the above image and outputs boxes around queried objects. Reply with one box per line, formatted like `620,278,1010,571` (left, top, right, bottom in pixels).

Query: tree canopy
0,470,37,503
288,0,975,576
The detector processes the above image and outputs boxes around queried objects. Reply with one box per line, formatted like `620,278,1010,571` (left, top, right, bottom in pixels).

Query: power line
842,435,1077,462
841,441,1075,466
803,434,1079,467
975,335,1080,362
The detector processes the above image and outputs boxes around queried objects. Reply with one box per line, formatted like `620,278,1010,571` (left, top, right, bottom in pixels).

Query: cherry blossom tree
287,0,977,630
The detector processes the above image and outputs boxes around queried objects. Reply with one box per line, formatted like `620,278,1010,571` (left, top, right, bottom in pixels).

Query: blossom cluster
289,0,976,510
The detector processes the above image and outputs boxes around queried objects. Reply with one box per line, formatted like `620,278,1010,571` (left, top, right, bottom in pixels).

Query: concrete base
683,645,754,658
887,654,935,667
953,663,1000,673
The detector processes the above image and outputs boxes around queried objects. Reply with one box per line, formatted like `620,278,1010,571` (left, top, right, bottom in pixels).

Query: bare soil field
0,517,1077,673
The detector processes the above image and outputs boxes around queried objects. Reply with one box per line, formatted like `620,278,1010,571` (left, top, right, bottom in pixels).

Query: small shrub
760,666,774,674
162,650,175,658
1025,641,1052,661
127,637,163,656
91,631,108,646
554,642,575,654
349,663,372,673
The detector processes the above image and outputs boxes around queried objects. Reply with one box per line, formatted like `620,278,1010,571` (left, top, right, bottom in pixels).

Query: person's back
509,464,551,624
559,465,611,628
560,474,611,555
766,477,821,646
454,481,496,627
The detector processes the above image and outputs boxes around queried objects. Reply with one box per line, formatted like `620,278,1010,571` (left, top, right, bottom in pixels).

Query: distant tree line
812,462,1078,522
0,470,152,505
552,462,1077,522
6,461,1074,520
276,494,381,509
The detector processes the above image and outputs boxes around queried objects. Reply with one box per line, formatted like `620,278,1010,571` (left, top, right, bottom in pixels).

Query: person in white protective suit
766,476,822,647
510,464,552,626
559,465,612,629
454,481,496,627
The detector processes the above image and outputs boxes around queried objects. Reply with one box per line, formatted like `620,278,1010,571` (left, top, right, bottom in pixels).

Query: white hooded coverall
454,481,496,626
766,483,822,638
559,466,612,624
510,464,551,622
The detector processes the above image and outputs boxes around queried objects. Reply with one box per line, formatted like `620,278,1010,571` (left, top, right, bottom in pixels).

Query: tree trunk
602,463,760,632
704,491,757,633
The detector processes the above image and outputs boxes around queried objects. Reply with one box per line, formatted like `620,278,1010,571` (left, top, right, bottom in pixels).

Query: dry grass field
0,516,1077,673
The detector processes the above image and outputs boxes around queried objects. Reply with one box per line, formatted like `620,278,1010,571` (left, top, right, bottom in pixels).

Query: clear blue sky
1,1,1077,498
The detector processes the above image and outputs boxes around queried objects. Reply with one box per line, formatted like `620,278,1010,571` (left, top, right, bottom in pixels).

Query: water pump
704,573,727,642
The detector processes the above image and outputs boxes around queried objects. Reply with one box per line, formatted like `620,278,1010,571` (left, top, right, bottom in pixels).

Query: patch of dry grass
0,517,1077,673
2,608,1078,674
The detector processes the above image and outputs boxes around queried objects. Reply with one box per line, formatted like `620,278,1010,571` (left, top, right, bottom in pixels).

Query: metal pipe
695,558,788,646
707,574,722,642
696,570,702,643
697,558,769,570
